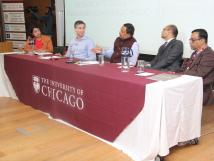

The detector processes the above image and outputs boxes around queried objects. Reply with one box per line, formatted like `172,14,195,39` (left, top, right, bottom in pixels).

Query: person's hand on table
91,46,103,54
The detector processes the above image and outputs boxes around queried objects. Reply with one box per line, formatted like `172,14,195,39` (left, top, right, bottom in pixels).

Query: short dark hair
123,23,135,36
168,25,178,38
30,25,41,33
74,20,86,28
29,25,41,38
192,29,208,43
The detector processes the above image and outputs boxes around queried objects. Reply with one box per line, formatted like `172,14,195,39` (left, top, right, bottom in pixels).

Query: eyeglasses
189,38,201,42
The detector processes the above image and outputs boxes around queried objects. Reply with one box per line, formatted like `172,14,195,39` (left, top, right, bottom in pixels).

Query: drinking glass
121,56,130,72
28,37,35,51
98,54,104,65
137,60,145,73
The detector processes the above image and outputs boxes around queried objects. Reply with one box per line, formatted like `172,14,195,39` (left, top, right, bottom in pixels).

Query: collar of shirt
166,38,175,43
196,45,208,54
75,35,88,41
163,38,174,47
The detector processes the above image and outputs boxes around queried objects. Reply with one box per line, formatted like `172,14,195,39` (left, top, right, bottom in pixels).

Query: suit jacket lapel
188,54,202,70
188,48,210,70
161,39,176,52
166,39,176,47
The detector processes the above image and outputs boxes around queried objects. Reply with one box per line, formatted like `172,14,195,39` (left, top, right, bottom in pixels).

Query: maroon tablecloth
4,54,160,141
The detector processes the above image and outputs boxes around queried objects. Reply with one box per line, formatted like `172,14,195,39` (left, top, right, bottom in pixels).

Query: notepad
148,73,180,81
33,51,52,56
76,61,99,66
135,72,154,76
39,55,61,60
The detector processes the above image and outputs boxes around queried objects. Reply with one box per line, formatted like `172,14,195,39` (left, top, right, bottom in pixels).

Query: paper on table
76,61,99,66
135,72,154,76
33,51,52,56
0,51,25,55
148,73,180,81
51,56,61,59
39,56,50,60
39,55,61,60
118,65,134,68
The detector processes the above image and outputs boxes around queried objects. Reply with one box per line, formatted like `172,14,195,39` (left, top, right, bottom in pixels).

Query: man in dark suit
180,29,214,106
149,25,183,71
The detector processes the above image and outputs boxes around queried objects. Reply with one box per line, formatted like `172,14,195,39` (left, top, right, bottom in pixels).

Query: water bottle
121,48,130,72
28,37,35,50
121,47,133,72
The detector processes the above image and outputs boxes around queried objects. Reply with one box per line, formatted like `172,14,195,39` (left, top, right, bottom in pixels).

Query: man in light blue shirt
66,20,96,61
92,23,139,65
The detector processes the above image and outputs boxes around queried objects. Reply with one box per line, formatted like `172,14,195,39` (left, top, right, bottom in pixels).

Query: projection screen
65,0,214,58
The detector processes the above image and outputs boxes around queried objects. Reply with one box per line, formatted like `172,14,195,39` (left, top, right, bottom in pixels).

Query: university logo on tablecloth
32,75,40,94
31,75,85,110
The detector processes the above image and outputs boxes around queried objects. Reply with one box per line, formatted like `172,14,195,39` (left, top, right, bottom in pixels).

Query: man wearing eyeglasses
180,29,214,105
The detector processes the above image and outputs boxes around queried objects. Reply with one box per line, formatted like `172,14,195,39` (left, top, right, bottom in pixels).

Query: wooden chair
0,41,13,53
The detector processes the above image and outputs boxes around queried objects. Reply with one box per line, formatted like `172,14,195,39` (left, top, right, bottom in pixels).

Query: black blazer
150,39,183,71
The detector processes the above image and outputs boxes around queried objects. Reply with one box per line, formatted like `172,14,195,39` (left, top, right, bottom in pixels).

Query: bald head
161,24,178,40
